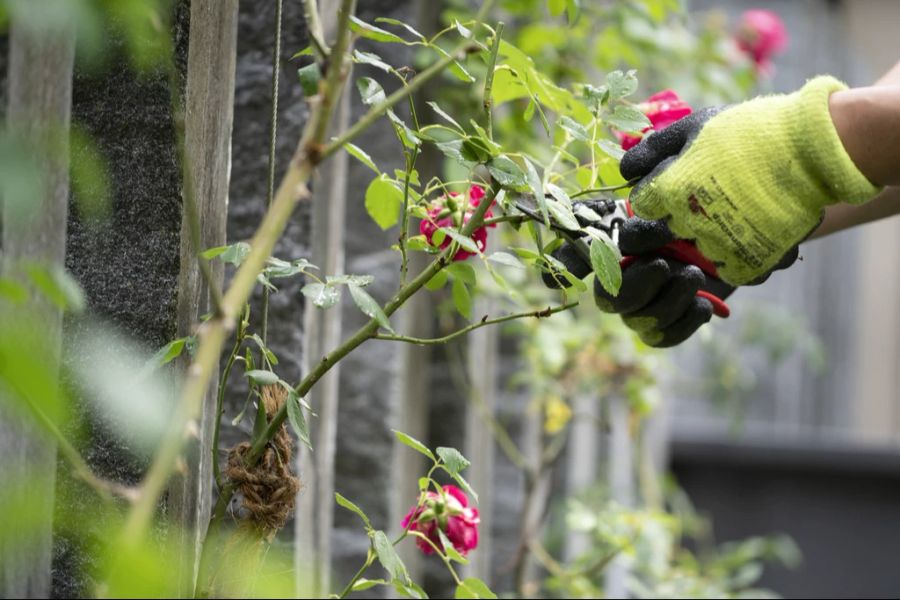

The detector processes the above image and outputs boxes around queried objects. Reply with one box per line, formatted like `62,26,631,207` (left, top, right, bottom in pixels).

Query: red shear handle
622,202,730,318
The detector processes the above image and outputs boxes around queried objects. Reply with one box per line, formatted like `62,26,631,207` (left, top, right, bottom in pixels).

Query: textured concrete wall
52,3,190,596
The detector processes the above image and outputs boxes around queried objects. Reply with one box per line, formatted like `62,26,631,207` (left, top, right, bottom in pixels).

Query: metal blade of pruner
512,195,629,260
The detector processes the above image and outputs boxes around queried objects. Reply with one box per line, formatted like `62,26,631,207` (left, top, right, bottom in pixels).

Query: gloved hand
542,215,802,347
543,217,737,347
621,76,881,286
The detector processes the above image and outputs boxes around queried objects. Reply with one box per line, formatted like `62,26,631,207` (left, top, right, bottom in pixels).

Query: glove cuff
794,76,882,206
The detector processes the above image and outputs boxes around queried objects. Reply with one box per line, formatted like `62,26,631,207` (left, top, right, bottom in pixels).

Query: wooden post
463,257,499,582
389,251,432,581
169,0,238,591
295,1,351,593
563,393,599,562
604,395,633,598
0,16,76,598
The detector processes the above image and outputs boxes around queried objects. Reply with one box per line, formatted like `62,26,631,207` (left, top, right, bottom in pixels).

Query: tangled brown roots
225,385,300,535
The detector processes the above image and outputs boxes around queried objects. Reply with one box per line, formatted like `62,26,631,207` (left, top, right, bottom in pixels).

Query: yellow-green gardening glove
621,76,881,286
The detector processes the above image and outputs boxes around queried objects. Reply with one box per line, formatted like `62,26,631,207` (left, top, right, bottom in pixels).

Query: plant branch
320,39,477,162
482,21,503,140
375,302,576,345
570,178,638,198
212,313,247,490
20,392,133,504
120,0,359,552
337,548,376,599
203,182,502,591
301,0,328,62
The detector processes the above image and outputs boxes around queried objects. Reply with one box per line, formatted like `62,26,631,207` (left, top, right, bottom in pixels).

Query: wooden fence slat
168,0,238,592
0,17,76,598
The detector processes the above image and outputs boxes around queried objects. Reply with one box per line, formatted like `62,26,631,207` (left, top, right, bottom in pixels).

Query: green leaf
221,242,251,266
365,174,404,230
424,269,448,290
608,105,651,133
374,17,426,42
286,389,311,449
352,578,388,592
427,101,465,132
335,492,371,529
566,0,581,23
393,581,428,599
387,110,421,149
487,251,525,269
446,262,475,285
297,62,321,97
244,369,279,386
252,392,268,438
597,139,625,160
452,278,472,320
373,530,410,584
25,265,86,313
523,158,547,225
393,430,436,462
558,115,588,141
350,16,407,43
546,198,580,231
357,76,386,105
434,139,468,164
437,446,470,475
454,20,472,39
460,137,494,162
455,577,497,599
327,274,374,287
487,155,527,188
290,45,313,59
301,282,341,308
589,233,622,296
442,229,481,255
547,0,566,16
148,338,186,368
348,284,394,332
607,69,638,99
353,49,391,73
432,45,475,83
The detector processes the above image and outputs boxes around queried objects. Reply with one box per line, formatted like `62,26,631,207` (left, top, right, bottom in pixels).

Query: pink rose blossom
735,9,788,75
401,484,480,556
615,89,693,150
419,185,495,262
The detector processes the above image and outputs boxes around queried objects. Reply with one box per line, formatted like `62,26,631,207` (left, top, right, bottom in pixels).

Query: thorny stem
570,178,639,198
398,147,418,286
321,40,477,162
19,390,133,504
374,302,577,345
212,309,248,491
337,549,376,599
409,531,465,586
483,21,504,140
483,213,527,227
203,183,502,590
301,0,328,62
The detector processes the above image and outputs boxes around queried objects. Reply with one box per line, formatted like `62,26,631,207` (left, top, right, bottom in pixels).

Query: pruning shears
513,196,732,318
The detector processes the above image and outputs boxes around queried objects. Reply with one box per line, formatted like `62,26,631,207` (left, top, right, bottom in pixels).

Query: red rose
401,484,480,556
735,9,788,75
615,89,693,151
419,185,494,262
